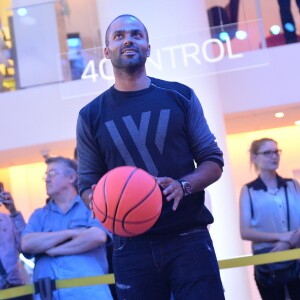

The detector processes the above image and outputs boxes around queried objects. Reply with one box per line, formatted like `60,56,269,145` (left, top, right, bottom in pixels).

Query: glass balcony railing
0,0,299,94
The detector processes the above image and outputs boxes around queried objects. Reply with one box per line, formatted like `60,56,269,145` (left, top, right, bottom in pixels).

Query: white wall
217,44,300,114
0,161,47,221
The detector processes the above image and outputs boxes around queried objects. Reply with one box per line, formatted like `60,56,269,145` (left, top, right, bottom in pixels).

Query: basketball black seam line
103,174,108,222
100,212,160,224
93,181,107,223
93,174,109,223
122,177,161,234
113,167,138,234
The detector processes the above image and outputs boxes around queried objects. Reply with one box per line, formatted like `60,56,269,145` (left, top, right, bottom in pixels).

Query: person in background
239,137,300,300
0,183,32,300
76,14,224,300
277,0,300,44
21,157,113,300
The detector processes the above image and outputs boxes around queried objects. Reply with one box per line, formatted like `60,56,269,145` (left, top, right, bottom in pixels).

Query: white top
246,177,300,251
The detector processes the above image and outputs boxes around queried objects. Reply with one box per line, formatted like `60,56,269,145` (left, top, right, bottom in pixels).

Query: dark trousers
255,275,300,300
112,228,225,300
277,0,300,43
10,295,33,300
106,243,118,300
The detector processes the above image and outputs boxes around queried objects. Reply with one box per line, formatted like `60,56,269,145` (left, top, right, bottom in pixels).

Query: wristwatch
178,179,192,196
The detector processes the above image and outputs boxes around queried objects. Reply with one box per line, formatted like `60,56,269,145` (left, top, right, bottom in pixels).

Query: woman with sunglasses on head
239,137,300,300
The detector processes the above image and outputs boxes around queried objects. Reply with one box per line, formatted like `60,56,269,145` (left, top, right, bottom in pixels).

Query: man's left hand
155,177,183,211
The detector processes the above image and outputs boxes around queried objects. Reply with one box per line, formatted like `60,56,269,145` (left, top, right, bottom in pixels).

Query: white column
96,1,251,299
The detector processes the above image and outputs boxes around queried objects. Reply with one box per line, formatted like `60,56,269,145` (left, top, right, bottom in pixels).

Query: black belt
34,277,56,300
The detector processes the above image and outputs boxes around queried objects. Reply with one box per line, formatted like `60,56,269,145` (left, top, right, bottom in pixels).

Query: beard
108,46,148,73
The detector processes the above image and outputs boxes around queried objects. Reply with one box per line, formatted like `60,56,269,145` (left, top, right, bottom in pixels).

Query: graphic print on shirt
105,110,170,176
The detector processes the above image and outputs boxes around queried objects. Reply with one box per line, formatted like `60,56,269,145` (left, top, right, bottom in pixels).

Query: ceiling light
17,8,28,17
274,112,284,118
219,32,230,42
270,25,281,35
235,30,247,40
284,23,295,32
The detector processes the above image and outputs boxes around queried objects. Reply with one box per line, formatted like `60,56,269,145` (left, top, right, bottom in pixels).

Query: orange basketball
92,166,162,237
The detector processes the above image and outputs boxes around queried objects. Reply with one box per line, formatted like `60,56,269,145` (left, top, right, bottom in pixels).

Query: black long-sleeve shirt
76,77,223,235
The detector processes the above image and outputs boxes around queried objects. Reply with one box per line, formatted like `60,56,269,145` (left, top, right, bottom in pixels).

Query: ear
68,172,77,185
104,47,110,59
251,153,259,166
147,44,151,57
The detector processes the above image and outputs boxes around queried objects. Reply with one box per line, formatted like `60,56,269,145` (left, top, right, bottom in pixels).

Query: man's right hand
82,187,94,209
82,186,97,218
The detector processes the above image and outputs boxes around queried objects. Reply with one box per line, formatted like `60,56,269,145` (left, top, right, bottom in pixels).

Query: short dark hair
45,156,78,191
74,147,78,161
105,14,149,47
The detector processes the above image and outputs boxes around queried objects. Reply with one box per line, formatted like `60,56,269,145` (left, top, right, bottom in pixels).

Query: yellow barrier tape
218,248,300,269
0,274,115,300
1,249,300,299
0,285,34,300
55,273,115,289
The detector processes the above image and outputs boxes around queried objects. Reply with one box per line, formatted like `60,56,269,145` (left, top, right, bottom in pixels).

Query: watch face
183,181,192,195
179,180,192,196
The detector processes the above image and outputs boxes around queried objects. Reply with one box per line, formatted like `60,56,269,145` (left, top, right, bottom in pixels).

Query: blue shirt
23,196,113,300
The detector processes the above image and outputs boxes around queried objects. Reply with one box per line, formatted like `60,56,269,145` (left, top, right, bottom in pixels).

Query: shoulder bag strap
284,185,290,231
246,186,254,219
0,258,7,278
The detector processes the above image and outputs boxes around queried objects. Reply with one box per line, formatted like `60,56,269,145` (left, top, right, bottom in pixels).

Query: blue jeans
112,228,225,300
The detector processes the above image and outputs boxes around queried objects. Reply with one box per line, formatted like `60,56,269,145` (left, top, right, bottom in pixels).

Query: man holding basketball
77,14,225,300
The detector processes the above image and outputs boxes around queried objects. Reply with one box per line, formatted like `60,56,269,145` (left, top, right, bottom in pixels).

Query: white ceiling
225,103,300,134
0,140,76,169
